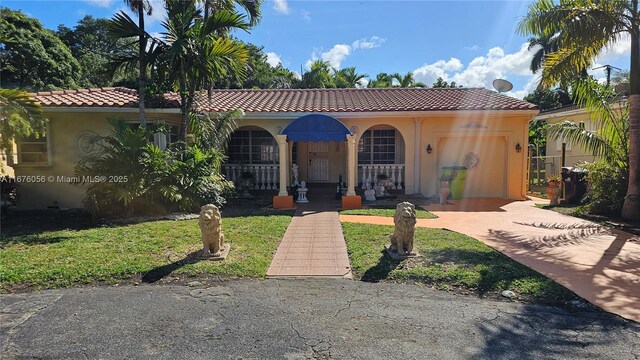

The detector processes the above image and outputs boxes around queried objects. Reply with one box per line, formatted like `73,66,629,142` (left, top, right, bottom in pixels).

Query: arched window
227,129,278,164
358,129,396,164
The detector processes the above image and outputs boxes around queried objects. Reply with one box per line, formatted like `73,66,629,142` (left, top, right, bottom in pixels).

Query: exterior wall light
426,144,432,154
515,143,522,153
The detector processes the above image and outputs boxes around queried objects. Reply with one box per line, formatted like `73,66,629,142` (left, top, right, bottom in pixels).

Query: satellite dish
493,79,513,93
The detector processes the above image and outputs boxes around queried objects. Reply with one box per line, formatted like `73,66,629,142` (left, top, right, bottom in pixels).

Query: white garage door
437,136,507,198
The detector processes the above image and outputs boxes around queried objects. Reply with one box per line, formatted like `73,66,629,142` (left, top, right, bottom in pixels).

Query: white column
287,140,294,186
277,134,288,196
346,134,357,196
413,118,422,194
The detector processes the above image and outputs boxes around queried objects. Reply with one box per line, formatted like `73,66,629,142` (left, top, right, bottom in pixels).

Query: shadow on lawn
1,209,93,238
361,250,402,282
141,250,204,283
359,245,576,304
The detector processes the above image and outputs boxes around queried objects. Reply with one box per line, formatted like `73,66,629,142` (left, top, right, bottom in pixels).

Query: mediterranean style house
12,87,538,209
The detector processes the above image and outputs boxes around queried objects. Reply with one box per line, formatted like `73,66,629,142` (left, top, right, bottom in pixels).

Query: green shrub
583,161,628,216
76,120,234,218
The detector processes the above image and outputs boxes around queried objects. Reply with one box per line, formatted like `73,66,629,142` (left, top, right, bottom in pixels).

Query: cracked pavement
2,279,639,359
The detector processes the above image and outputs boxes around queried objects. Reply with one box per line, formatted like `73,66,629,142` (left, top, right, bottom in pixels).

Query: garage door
437,136,507,198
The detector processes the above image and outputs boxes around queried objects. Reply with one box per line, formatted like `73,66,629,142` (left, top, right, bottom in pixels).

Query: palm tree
547,79,629,168
527,34,559,74
201,0,263,97
336,67,368,88
111,0,249,141
367,72,394,88
270,66,300,89
202,0,262,26
392,72,426,88
162,0,249,140
300,60,335,88
518,0,640,220
121,0,152,127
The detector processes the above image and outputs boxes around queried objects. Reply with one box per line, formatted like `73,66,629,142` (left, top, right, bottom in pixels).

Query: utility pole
593,65,622,86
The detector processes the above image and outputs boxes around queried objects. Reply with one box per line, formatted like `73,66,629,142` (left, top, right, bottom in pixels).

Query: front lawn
0,209,292,292
340,206,436,219
342,222,577,304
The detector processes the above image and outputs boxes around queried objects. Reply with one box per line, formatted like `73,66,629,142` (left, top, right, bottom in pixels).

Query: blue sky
4,0,631,98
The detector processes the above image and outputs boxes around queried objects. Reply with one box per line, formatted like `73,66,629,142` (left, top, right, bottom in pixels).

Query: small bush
582,162,628,216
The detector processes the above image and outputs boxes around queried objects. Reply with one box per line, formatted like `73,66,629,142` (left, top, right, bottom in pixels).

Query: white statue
297,180,309,203
292,164,299,186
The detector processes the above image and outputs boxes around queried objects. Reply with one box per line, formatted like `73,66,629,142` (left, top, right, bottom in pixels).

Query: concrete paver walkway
340,198,640,322
267,205,351,277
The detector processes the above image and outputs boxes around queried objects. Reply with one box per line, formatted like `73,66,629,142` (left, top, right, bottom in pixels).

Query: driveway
2,279,639,359
340,198,640,322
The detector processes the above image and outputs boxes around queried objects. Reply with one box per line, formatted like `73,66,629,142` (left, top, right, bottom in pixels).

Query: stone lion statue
389,202,417,256
198,204,225,257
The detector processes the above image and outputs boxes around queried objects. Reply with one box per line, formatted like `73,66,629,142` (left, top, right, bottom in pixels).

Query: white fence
358,164,405,190
222,164,280,190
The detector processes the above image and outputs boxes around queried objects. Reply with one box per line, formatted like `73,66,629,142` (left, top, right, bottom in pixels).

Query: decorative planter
546,183,561,205
439,180,450,205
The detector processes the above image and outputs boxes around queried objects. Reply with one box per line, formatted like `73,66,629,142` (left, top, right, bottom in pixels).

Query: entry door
308,142,329,182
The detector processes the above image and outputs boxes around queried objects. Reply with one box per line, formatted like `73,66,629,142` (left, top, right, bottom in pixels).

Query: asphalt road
2,279,639,359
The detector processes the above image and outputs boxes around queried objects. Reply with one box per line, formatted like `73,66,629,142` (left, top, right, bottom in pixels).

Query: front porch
222,115,407,208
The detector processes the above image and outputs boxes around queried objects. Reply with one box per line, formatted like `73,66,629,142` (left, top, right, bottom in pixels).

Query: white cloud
304,36,385,71
412,58,464,86
266,52,282,67
413,44,534,91
321,44,351,69
83,0,115,8
273,0,291,15
465,45,480,51
352,36,386,49
597,34,631,64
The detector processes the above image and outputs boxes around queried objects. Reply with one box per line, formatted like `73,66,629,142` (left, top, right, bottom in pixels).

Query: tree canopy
0,8,81,91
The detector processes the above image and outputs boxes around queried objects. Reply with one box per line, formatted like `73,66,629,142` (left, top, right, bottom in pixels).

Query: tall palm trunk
137,3,147,127
622,5,640,219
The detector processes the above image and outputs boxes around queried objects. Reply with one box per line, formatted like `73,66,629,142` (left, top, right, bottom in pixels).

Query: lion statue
389,202,417,256
198,204,225,257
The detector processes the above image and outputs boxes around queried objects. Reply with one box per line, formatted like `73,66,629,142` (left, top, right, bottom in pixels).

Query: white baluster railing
357,164,405,190
222,164,280,191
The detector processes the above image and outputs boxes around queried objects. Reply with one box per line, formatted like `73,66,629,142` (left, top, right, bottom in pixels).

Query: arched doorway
357,125,406,191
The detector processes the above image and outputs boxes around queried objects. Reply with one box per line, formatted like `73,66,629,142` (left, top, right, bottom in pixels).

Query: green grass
534,203,586,217
342,222,576,304
0,209,292,291
340,207,437,219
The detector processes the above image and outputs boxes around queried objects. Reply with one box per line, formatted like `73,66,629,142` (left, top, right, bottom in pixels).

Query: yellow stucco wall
14,109,534,209
538,111,599,176
13,110,181,209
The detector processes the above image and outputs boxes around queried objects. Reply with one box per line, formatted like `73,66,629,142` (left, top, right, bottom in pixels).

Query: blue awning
281,114,351,142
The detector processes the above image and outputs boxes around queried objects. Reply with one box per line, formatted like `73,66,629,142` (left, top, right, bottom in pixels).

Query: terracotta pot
546,186,562,205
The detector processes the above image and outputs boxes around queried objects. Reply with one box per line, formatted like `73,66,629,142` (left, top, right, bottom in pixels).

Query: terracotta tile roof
28,87,144,108
30,87,538,112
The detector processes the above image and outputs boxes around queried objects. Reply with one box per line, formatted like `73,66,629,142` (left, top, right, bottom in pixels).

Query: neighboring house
13,87,537,209
534,105,599,177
